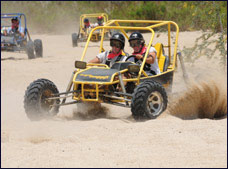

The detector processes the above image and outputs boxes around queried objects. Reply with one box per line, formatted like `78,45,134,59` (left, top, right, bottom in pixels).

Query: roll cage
1,13,27,30
1,13,31,41
79,20,179,83
79,13,109,30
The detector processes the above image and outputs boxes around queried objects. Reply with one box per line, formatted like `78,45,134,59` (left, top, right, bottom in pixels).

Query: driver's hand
12,28,17,33
135,54,143,60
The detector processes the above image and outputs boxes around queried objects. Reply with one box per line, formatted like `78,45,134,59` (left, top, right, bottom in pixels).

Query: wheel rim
40,89,56,112
146,91,163,116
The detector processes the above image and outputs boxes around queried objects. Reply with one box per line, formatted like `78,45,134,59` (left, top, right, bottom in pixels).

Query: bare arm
18,28,25,38
88,56,100,63
135,51,156,64
19,32,25,38
3,30,7,36
147,52,156,64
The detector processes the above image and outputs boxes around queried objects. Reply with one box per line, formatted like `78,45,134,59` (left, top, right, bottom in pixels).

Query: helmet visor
110,40,122,49
129,40,141,47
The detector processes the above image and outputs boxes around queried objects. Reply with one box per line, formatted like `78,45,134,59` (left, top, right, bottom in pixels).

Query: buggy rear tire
26,40,35,59
72,33,78,47
24,79,60,121
34,39,43,58
131,80,168,121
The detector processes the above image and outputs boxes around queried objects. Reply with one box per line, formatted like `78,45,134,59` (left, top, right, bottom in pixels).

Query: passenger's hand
135,54,143,60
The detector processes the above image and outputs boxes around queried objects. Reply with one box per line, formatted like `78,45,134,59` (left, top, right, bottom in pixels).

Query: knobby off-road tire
34,39,43,58
24,79,60,121
72,33,78,47
131,80,168,121
26,40,35,59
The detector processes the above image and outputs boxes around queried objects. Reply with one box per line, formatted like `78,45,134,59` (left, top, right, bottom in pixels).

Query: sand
1,31,227,168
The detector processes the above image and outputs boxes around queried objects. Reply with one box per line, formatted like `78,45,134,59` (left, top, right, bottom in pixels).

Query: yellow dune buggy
71,13,110,47
24,20,181,121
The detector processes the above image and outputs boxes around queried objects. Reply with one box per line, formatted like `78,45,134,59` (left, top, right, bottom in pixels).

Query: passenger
91,16,104,28
89,32,127,67
97,16,104,26
127,32,160,75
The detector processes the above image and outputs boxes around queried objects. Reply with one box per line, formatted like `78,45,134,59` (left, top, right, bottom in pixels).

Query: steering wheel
125,55,136,62
8,31,14,36
124,55,141,77
125,55,143,66
14,32,20,38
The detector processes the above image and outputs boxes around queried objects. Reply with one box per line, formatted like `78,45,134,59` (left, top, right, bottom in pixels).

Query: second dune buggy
24,19,182,121
71,13,111,47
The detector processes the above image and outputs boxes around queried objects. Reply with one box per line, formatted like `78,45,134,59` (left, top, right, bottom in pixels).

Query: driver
89,32,128,67
84,18,91,29
127,32,160,75
4,17,25,38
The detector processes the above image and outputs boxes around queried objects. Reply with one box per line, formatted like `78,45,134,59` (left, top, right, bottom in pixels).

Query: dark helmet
128,32,145,44
11,17,19,22
84,18,89,23
110,32,125,49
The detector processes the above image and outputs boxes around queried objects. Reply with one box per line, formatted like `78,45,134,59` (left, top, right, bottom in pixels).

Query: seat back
154,43,169,72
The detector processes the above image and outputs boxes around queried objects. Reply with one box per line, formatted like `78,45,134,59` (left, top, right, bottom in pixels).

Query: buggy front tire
131,80,168,121
24,79,60,121
34,39,43,58
26,40,35,59
72,33,78,47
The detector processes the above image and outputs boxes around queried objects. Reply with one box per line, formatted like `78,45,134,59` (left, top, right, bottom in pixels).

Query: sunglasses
129,40,141,47
110,40,122,48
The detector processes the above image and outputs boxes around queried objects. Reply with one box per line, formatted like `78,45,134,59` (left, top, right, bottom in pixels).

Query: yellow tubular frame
74,20,179,101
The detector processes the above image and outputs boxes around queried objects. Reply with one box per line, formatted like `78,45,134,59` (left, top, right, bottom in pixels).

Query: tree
182,1,227,72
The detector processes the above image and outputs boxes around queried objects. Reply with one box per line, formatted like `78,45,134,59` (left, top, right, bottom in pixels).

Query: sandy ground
1,31,227,168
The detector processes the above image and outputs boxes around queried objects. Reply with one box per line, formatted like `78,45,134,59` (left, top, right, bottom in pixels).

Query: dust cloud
58,102,110,120
169,71,227,119
1,32,227,168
